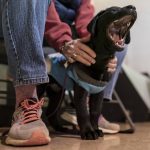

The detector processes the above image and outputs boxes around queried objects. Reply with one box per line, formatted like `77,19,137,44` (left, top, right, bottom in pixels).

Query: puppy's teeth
127,22,131,27
115,42,119,46
114,19,119,23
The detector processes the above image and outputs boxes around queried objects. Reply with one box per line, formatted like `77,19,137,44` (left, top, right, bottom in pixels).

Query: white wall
93,0,150,74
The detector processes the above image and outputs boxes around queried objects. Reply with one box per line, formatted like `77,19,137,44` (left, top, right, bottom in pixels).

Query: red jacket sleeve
44,0,95,51
44,0,72,51
75,0,95,38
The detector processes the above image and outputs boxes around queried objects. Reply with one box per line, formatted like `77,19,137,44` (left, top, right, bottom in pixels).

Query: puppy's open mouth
107,15,134,48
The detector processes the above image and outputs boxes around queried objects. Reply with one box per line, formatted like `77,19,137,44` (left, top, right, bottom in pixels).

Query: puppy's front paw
81,130,99,140
95,129,104,137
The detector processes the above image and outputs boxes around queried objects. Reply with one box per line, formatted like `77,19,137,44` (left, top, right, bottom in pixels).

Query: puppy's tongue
117,39,124,45
113,33,120,42
113,33,124,45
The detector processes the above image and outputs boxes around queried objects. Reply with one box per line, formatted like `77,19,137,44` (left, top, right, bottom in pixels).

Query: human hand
106,56,117,73
60,36,96,66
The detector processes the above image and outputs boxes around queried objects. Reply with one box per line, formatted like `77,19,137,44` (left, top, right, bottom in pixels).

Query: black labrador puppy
38,5,137,140
70,5,137,140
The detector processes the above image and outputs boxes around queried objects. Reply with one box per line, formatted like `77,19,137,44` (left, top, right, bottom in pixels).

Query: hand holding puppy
61,36,96,66
61,36,117,73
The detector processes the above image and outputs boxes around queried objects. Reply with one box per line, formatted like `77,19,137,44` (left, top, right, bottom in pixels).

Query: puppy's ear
87,10,106,36
125,32,131,44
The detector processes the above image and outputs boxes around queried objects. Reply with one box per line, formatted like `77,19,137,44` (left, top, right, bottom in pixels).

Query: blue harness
48,54,107,94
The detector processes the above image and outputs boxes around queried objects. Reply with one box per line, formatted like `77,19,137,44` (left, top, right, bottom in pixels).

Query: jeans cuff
14,76,49,87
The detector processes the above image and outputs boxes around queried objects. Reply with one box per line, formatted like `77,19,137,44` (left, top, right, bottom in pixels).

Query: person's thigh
1,0,50,86
103,47,128,99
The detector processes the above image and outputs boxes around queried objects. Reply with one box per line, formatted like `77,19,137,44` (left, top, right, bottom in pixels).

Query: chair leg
68,91,74,102
113,89,135,133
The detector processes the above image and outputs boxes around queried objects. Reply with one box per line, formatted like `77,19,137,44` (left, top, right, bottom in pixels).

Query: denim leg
103,47,128,100
1,0,50,86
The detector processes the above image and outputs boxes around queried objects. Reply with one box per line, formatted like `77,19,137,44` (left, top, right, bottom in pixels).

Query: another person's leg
98,47,128,134
103,47,128,100
2,0,51,146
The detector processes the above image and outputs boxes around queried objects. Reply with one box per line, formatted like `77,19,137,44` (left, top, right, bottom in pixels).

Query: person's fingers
80,35,91,42
107,56,117,67
63,50,92,66
108,56,117,64
107,67,116,73
75,39,96,58
61,39,96,65
67,57,75,63
107,62,117,69
107,62,117,73
73,54,92,66
64,41,95,65
107,56,118,73
76,48,96,65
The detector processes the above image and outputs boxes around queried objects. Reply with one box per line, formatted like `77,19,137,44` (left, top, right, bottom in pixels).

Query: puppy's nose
126,5,136,10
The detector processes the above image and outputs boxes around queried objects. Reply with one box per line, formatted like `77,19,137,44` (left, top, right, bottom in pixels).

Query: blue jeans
1,0,50,86
104,47,127,99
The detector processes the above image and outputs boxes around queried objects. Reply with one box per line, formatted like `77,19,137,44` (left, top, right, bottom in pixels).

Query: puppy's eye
111,9,117,13
114,20,119,23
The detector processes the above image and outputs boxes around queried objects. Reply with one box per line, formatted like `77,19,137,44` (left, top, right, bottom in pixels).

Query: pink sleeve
75,0,95,38
44,1,72,52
